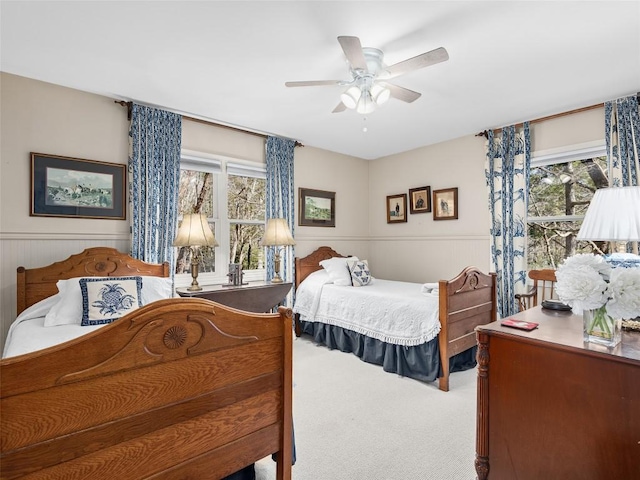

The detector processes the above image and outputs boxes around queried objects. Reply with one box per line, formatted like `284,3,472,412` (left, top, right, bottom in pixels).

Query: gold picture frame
386,193,407,223
433,187,458,220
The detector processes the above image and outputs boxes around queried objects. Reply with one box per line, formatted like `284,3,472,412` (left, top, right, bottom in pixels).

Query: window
227,163,266,271
175,151,266,285
527,145,609,269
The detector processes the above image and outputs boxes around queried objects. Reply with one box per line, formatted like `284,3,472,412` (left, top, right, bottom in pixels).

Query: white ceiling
2,1,639,160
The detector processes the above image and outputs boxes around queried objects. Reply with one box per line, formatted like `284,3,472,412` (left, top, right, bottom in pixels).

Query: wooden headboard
16,247,170,315
294,246,345,289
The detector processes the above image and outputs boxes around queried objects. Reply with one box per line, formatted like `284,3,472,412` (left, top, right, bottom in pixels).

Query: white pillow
80,277,142,326
44,276,172,327
347,259,372,287
320,256,359,286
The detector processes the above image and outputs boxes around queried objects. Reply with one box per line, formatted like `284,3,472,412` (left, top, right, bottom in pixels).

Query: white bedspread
293,270,441,346
2,295,105,358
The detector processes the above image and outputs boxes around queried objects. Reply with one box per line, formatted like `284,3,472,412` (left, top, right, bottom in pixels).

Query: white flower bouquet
556,253,640,345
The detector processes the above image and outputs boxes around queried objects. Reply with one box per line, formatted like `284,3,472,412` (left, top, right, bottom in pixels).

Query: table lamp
173,213,218,291
576,186,640,251
261,218,296,283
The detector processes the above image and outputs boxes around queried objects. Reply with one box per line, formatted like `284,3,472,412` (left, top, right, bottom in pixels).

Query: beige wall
368,134,491,282
0,72,607,352
367,108,606,283
293,146,369,260
0,73,369,350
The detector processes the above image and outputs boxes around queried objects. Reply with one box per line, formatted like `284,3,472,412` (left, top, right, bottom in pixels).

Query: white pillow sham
44,275,173,327
319,256,359,286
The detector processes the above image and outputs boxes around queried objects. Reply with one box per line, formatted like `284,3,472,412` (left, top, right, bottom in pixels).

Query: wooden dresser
475,306,640,480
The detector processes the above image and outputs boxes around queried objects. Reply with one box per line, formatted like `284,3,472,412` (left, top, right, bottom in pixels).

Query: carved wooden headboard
16,247,170,314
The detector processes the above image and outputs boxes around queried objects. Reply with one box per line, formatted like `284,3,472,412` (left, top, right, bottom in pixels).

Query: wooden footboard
293,247,496,391
1,299,293,480
438,267,497,391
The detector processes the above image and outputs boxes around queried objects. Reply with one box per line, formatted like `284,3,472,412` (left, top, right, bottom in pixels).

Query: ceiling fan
285,36,449,114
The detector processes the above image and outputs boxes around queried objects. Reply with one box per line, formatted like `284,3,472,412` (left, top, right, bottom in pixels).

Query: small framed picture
408,186,431,214
30,152,126,219
433,188,458,221
386,194,407,223
299,188,335,227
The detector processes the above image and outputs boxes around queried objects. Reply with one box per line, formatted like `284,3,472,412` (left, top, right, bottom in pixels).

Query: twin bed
293,247,497,392
1,245,496,479
1,248,293,480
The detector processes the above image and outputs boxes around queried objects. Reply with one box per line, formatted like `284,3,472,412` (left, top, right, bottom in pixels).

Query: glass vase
583,306,622,347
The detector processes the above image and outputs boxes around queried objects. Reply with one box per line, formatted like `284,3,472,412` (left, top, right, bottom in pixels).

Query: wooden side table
176,281,292,313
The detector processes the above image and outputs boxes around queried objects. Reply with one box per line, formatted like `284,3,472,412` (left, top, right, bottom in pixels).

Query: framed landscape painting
30,153,126,219
299,188,335,227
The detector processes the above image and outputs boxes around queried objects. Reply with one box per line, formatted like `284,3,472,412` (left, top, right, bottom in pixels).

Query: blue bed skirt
300,319,477,383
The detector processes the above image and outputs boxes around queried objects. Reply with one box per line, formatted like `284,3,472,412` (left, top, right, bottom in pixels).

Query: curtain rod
114,100,303,147
476,92,640,139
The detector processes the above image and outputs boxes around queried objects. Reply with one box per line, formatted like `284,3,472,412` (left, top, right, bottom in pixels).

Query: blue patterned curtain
606,95,639,187
605,94,639,253
485,123,531,318
129,104,182,269
265,136,296,286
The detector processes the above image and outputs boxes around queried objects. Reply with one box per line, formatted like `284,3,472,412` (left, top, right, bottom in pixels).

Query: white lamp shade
356,89,376,114
173,213,218,247
261,218,296,246
371,84,390,105
576,186,640,241
340,86,361,109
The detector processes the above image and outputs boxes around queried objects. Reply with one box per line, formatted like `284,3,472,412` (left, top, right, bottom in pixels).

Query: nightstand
176,281,292,313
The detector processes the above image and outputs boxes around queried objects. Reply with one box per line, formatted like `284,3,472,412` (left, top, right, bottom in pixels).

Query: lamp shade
173,213,218,247
261,218,296,247
576,186,640,241
340,86,361,109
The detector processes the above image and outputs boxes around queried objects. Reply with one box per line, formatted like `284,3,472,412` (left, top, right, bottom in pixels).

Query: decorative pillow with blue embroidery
80,277,143,326
348,259,372,287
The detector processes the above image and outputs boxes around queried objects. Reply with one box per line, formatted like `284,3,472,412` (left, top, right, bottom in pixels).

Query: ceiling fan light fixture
356,89,376,114
371,84,390,105
340,86,361,109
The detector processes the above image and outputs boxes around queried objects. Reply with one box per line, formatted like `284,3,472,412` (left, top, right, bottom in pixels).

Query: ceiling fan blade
337,36,368,71
383,83,422,103
285,80,343,87
385,47,449,78
332,102,347,113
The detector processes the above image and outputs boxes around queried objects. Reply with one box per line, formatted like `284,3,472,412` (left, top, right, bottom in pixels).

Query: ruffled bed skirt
300,320,477,383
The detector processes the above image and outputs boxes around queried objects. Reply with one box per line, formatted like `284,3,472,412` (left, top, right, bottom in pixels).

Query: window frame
174,150,267,288
526,141,607,269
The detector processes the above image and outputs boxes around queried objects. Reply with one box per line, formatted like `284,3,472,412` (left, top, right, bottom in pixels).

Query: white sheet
3,295,104,358
293,270,441,346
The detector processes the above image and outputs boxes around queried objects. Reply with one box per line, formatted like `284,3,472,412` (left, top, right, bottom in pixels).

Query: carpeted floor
256,335,478,480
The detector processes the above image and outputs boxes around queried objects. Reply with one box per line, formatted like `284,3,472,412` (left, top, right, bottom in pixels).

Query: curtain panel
606,94,640,188
485,123,531,318
606,94,640,253
265,137,296,287
129,104,182,269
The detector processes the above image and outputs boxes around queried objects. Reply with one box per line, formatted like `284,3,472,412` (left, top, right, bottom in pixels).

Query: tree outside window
527,154,608,269
228,174,265,270
175,156,267,280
